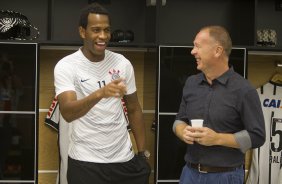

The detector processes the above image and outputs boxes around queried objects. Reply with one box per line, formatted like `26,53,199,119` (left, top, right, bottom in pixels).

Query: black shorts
67,155,151,184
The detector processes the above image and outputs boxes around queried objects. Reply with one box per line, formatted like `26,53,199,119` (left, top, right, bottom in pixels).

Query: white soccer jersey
246,82,282,184
58,112,71,184
45,96,130,184
54,49,135,163
279,169,282,184
45,97,71,184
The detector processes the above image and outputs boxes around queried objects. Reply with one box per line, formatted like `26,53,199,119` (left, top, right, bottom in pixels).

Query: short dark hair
201,25,232,57
79,3,110,29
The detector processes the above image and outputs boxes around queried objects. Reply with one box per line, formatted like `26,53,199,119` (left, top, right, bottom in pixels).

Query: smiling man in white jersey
54,3,150,184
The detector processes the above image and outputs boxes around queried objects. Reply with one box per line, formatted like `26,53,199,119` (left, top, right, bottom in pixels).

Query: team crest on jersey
109,69,120,80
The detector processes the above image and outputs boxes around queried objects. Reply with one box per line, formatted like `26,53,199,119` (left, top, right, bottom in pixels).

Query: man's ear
79,26,86,39
215,45,224,57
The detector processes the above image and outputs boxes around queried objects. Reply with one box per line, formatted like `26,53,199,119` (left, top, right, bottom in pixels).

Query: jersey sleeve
54,59,76,96
45,96,59,131
124,59,136,95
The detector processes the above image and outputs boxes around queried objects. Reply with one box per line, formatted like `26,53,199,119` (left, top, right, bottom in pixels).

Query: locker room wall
38,47,157,184
38,49,69,184
248,53,282,88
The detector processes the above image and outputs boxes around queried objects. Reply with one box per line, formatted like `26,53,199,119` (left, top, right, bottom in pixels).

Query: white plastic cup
190,119,204,127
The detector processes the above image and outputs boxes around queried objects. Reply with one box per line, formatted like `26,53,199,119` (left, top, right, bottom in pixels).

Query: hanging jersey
57,112,71,184
246,82,282,184
279,166,282,184
45,97,71,184
45,96,59,131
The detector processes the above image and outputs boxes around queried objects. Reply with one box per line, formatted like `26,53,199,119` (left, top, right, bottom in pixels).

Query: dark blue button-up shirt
174,68,265,167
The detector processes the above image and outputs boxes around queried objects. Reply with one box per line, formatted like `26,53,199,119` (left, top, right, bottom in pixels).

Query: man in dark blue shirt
173,25,265,184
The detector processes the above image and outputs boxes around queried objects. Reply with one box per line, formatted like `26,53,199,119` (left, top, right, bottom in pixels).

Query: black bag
0,10,40,40
111,29,134,43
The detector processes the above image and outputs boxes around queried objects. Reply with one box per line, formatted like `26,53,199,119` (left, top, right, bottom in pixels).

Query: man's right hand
102,78,127,98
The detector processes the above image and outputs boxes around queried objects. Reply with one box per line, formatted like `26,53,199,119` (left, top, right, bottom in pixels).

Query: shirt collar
197,67,234,85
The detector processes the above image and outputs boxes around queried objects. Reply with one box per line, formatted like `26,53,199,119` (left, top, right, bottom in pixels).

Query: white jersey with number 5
247,82,282,184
